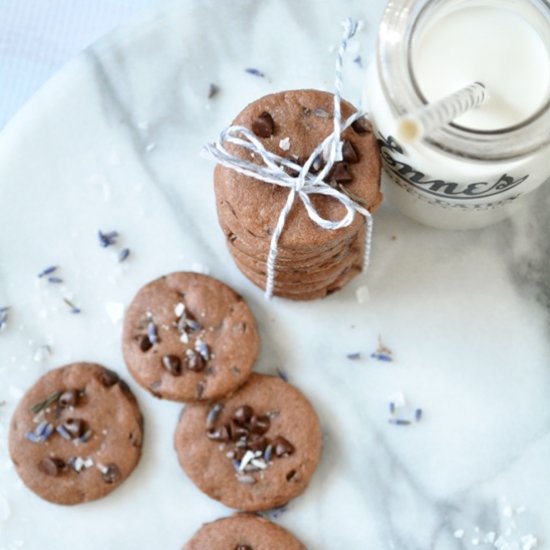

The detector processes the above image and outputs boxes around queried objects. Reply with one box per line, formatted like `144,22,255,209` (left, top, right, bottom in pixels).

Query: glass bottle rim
377,0,550,161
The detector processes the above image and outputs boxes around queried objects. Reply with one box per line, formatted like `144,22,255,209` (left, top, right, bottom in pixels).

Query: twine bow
203,18,373,298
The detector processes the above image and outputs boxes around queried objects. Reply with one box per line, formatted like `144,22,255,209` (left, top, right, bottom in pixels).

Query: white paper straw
396,82,489,144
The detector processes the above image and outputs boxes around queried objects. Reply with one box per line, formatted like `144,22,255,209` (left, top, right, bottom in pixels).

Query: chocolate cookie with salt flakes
183,514,306,550
122,272,259,402
9,363,143,505
174,373,322,512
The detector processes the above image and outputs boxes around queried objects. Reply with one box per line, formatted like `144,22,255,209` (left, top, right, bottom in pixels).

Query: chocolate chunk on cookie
183,514,305,549
9,362,143,505
123,272,259,402
174,373,322,511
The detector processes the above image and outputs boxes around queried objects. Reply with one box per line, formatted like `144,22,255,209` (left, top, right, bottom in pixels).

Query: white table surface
0,0,160,129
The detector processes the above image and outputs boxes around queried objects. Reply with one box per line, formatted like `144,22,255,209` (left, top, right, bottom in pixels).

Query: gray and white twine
203,18,373,298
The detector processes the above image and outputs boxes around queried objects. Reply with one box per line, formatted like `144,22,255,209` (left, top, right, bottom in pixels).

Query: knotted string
203,18,373,298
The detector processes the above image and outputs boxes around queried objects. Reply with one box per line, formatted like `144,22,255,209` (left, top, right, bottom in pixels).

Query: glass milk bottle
364,0,550,230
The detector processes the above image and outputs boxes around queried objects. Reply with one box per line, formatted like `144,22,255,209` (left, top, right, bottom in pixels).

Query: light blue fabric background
0,0,157,128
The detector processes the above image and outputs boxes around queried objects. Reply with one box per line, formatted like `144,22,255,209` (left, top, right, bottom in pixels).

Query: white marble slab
0,0,548,548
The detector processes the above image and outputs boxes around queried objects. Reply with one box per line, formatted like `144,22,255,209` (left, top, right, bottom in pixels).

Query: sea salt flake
0,495,10,522
387,392,406,408
355,285,370,304
454,530,465,539
279,137,291,151
174,303,185,317
105,302,124,324
503,506,514,517
484,532,496,544
521,535,538,550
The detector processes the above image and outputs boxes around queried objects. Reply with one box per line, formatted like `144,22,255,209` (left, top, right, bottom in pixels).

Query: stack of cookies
214,89,383,300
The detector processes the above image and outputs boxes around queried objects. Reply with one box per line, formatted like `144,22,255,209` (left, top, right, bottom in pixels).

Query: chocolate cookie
174,373,322,511
183,514,305,549
9,363,143,505
212,89,382,298
123,272,259,402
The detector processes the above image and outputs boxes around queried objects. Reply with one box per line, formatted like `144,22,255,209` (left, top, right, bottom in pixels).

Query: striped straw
396,82,489,144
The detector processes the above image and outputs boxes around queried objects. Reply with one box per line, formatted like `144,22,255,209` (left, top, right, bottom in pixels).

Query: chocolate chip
58,390,79,408
248,435,269,453
207,424,231,442
235,546,253,550
100,369,119,387
230,420,249,441
286,469,298,482
252,111,274,138
39,457,65,476
351,117,372,134
161,355,182,376
185,349,205,372
233,405,253,426
250,415,270,435
63,418,86,438
137,334,153,352
101,464,121,484
274,436,295,457
342,140,359,163
330,162,353,184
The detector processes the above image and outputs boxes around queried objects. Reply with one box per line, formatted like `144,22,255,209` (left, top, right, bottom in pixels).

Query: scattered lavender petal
118,248,130,263
25,431,43,443
63,298,81,314
195,339,210,361
263,444,273,462
38,266,58,278
353,55,363,67
313,108,330,118
35,421,49,437
185,319,201,332
76,430,93,444
208,83,220,98
98,230,118,248
206,403,223,429
0,307,9,330
231,459,240,473
388,418,412,426
371,352,393,362
42,423,54,440
389,402,396,415
415,408,423,422
47,276,63,284
146,322,158,344
346,352,361,360
276,368,288,382
56,425,71,440
245,67,265,78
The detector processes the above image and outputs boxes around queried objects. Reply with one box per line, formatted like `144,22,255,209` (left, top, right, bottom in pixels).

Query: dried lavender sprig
38,266,58,278
98,230,119,248
118,248,130,263
31,390,61,414
245,67,265,78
